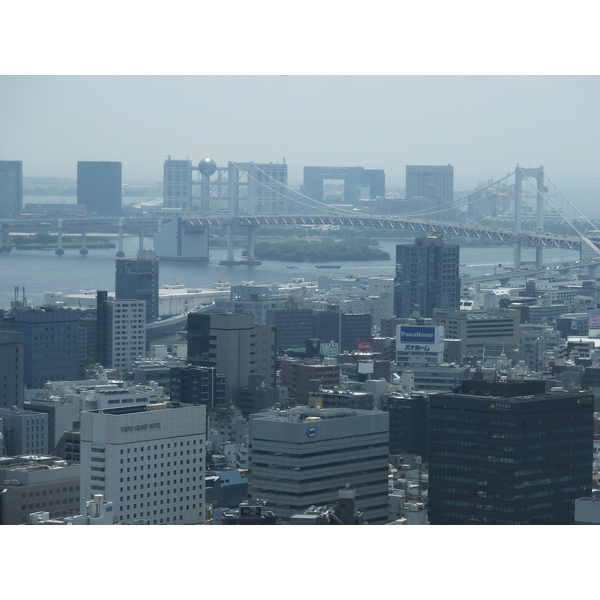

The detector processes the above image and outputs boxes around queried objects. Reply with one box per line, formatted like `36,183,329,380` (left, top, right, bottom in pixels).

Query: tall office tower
115,249,160,323
394,233,460,318
187,312,257,404
163,158,193,209
0,160,23,218
385,393,428,459
405,165,454,220
248,407,390,523
254,324,277,389
1,307,81,389
169,365,226,408
340,312,372,352
96,292,146,373
77,161,122,215
79,402,206,525
0,331,24,410
428,380,594,525
313,307,341,346
247,163,288,215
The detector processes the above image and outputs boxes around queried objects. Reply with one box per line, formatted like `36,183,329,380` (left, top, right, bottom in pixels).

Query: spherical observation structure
198,157,217,177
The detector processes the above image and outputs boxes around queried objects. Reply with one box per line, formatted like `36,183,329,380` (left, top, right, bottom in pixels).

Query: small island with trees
253,237,390,262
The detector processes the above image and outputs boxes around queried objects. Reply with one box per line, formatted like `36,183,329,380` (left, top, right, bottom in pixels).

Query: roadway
0,214,585,251
462,257,600,284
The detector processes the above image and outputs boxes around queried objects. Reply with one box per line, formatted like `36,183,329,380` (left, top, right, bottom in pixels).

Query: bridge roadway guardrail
0,214,584,250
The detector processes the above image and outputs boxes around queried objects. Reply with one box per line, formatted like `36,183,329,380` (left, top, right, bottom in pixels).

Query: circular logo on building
306,427,318,437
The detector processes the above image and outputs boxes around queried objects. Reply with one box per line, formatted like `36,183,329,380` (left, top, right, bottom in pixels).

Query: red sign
356,341,372,351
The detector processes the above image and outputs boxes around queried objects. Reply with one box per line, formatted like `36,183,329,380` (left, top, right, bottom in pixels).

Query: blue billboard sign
399,326,436,344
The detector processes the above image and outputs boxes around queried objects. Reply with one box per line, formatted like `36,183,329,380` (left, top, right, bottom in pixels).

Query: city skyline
1,76,599,209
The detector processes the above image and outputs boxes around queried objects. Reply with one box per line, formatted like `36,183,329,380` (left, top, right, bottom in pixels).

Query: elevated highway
462,257,600,284
0,213,587,254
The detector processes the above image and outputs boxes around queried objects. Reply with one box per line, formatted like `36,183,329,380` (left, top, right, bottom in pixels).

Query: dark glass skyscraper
394,233,460,318
428,380,594,525
115,250,159,323
77,161,122,215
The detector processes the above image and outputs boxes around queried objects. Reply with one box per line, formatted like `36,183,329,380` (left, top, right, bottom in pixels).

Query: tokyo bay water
0,236,580,310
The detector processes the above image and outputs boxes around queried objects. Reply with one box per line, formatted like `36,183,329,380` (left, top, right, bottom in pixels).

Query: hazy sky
1,76,599,193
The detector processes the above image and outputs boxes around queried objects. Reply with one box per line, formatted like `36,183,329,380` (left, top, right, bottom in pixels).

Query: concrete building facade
187,312,275,405
432,307,520,360
0,456,80,524
405,165,454,221
248,407,389,523
97,292,146,373
163,158,193,209
0,331,24,410
0,160,23,218
279,358,340,405
2,307,81,389
77,161,122,215
80,402,206,525
0,406,48,456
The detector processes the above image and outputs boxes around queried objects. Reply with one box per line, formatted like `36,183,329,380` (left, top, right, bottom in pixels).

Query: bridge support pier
514,165,545,269
219,222,241,266
240,225,262,265
513,240,522,270
55,220,64,255
79,231,88,255
0,224,11,253
536,246,544,269
116,219,125,257
587,264,598,277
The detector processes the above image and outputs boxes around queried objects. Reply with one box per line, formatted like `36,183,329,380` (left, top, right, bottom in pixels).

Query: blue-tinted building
0,160,23,218
2,307,81,389
394,233,460,318
77,161,122,215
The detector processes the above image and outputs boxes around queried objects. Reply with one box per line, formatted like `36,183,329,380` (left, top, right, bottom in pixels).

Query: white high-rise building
80,402,206,525
97,293,146,372
163,158,193,209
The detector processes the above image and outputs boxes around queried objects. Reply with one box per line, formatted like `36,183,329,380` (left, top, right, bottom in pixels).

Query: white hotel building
80,402,206,525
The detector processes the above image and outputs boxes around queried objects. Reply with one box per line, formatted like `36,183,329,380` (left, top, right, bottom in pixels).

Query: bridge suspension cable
544,173,598,233
244,163,361,217
251,163,517,221
523,176,600,256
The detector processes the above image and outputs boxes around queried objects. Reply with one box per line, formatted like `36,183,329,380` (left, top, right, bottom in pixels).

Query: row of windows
119,483,200,494
21,497,78,510
119,440,198,453
119,459,201,473
252,465,389,487
431,441,591,458
119,474,199,484
250,441,388,461
21,486,78,498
